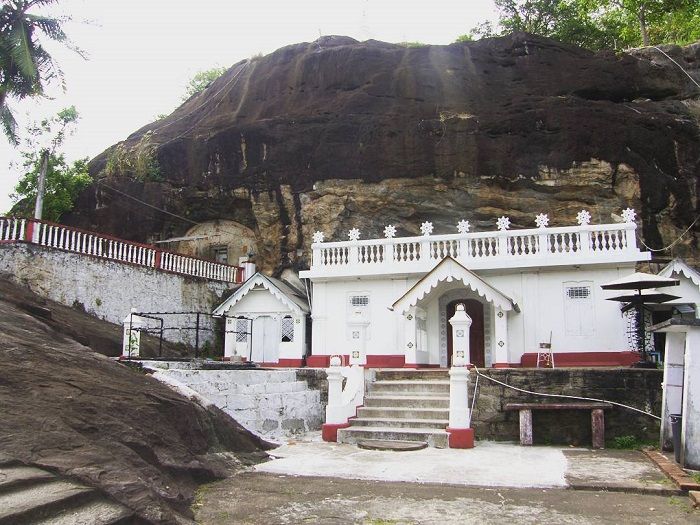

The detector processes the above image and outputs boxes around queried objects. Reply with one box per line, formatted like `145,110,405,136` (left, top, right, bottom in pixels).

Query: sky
0,0,499,212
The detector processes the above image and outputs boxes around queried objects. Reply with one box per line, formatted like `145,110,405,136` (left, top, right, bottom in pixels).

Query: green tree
0,0,83,144
10,154,90,221
9,105,90,221
462,0,700,50
182,67,227,101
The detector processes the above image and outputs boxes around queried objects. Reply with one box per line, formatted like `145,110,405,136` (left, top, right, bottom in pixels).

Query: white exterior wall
223,287,306,363
310,264,635,365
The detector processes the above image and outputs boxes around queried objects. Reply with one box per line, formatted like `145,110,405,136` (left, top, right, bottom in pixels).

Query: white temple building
299,209,651,368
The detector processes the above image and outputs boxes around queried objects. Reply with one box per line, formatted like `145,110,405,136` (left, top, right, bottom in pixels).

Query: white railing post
321,356,365,442
122,308,143,359
625,222,638,251
447,303,474,449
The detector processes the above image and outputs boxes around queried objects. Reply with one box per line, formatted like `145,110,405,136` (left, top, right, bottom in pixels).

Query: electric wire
96,181,199,225
650,46,700,90
471,365,661,420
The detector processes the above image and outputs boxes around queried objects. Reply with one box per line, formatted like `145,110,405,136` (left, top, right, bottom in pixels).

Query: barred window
350,295,369,307
235,318,248,342
566,286,591,299
281,316,294,342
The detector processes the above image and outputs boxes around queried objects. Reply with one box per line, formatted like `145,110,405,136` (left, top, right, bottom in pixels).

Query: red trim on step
403,363,441,369
322,423,350,442
519,351,641,368
306,355,406,368
492,363,512,368
447,427,475,449
258,359,305,368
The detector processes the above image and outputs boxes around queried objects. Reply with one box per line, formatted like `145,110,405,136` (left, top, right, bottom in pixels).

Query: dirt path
195,472,697,524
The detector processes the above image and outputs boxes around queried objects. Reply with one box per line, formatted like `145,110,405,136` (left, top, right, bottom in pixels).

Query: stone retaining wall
470,368,662,445
0,243,231,346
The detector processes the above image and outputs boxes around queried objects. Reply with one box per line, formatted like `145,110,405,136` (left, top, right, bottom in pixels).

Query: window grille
213,246,228,265
235,318,248,342
566,286,591,299
350,295,369,307
281,316,294,342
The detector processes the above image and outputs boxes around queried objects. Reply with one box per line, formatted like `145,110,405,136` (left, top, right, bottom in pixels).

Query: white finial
348,228,361,241
456,219,471,234
384,225,397,238
312,231,325,243
420,221,434,236
621,208,636,223
496,216,510,231
576,210,591,226
535,213,549,229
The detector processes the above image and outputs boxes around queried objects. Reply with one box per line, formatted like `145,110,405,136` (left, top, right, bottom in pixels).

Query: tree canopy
182,67,227,101
0,0,82,144
458,0,700,50
9,105,90,221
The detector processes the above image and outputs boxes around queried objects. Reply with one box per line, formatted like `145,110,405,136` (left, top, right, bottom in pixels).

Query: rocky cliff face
67,33,700,272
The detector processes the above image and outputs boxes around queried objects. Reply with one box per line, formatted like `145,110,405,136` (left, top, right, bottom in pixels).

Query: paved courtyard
194,436,698,524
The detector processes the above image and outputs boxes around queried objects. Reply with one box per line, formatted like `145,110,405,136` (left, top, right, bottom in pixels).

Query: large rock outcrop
67,33,700,272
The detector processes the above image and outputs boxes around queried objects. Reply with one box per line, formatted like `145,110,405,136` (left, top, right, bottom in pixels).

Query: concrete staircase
0,456,134,525
337,369,451,448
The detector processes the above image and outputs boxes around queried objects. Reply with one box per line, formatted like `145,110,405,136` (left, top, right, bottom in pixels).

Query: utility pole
33,149,49,220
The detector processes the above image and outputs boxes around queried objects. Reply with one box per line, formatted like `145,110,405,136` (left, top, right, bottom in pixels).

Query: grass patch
609,435,656,450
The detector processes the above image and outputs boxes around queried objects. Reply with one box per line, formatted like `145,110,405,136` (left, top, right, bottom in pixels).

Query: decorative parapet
303,210,650,278
0,216,242,283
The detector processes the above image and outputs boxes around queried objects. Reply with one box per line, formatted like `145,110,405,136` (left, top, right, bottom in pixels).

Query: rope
471,365,661,421
637,214,700,252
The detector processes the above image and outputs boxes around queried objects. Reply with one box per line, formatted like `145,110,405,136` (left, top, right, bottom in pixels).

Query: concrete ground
194,435,698,524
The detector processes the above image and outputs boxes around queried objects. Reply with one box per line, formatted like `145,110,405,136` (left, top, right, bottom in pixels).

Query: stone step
0,480,96,525
165,369,298,385
363,395,450,409
357,407,450,420
32,499,133,525
337,426,449,448
350,417,448,429
0,466,55,493
374,369,449,381
357,439,428,451
369,380,450,394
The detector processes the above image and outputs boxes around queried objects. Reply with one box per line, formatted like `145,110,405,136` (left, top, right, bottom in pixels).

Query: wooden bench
504,402,612,449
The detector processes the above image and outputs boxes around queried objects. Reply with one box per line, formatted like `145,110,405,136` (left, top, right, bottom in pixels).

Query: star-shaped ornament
312,231,325,243
621,208,636,223
420,221,434,236
348,228,361,241
457,219,471,234
535,213,549,229
576,210,591,226
384,225,397,238
496,216,510,231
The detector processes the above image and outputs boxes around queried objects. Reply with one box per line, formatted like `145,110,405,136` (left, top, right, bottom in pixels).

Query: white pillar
122,308,143,358
681,328,700,469
448,367,470,428
660,332,685,450
404,307,418,366
325,357,346,425
348,311,369,366
449,303,473,365
493,307,509,367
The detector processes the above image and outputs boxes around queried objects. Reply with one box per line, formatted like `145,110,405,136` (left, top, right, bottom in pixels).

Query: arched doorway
446,299,485,367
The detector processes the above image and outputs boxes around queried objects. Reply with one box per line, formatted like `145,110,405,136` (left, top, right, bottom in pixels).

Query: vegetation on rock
459,0,700,50
182,66,227,101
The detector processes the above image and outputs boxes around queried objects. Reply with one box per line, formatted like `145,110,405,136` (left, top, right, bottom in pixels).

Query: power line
96,181,199,225
638,213,700,252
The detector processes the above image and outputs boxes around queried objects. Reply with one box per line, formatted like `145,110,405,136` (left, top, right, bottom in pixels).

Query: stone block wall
470,368,662,445
143,363,324,441
0,243,231,346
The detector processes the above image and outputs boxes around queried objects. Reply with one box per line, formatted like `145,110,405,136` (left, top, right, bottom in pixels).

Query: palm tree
0,0,81,144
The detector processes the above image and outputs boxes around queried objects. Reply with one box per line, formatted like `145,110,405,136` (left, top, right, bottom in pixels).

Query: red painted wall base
520,351,641,368
307,355,406,368
321,423,350,442
447,427,475,449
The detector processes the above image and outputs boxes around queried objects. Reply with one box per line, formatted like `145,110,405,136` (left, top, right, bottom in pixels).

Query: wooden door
251,316,279,363
446,299,485,367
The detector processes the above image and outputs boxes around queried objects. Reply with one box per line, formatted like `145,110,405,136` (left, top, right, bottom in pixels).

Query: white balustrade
307,221,646,277
0,217,241,284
